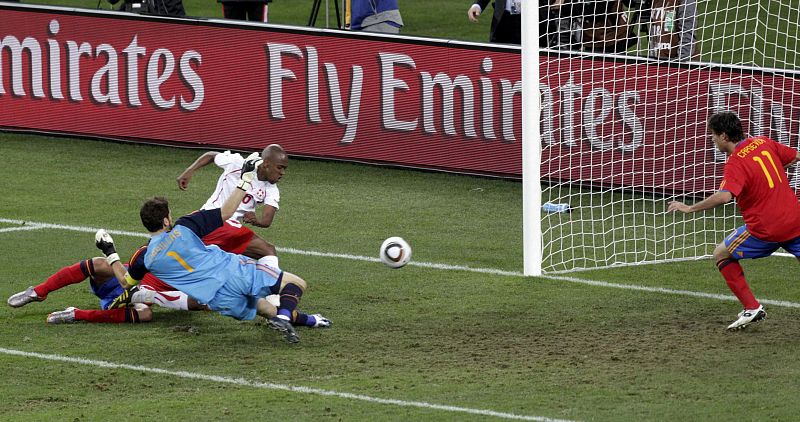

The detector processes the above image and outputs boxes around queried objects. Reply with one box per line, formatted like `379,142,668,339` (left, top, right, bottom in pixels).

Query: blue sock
291,312,316,327
277,283,303,319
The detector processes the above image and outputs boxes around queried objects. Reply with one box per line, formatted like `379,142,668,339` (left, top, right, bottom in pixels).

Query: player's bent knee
262,240,277,257
712,244,731,262
91,257,115,278
244,236,276,259
281,272,307,291
256,297,277,318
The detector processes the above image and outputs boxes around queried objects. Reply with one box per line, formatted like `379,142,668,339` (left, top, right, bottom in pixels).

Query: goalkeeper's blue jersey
129,209,278,304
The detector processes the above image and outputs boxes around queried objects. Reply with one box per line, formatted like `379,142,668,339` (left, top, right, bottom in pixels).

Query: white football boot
727,305,766,330
47,307,77,324
7,287,43,308
310,314,332,328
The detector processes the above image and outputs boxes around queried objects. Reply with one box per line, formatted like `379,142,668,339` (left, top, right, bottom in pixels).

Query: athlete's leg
243,234,277,262
715,226,776,310
9,257,113,307
41,257,113,298
714,242,760,310
272,271,306,321
259,295,330,327
129,274,207,311
49,304,152,324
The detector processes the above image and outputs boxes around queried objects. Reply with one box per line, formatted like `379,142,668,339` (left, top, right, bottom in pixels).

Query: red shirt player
668,111,800,330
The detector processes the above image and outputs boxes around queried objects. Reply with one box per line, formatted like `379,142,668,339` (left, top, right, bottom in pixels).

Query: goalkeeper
8,247,331,329
96,156,313,343
668,111,800,330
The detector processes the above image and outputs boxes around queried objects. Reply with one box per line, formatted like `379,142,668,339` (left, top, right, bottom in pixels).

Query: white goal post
523,0,800,275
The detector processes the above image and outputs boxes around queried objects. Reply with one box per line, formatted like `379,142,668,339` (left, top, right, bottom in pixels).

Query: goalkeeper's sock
150,290,189,310
34,260,92,299
277,283,303,320
717,258,760,309
74,308,132,323
291,310,316,327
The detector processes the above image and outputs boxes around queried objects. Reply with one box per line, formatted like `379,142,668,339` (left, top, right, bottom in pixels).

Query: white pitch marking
2,218,800,309
0,218,147,239
0,225,45,233
0,347,572,422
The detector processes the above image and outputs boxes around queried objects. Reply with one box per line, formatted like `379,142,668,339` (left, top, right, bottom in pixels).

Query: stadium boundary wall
1,4,798,191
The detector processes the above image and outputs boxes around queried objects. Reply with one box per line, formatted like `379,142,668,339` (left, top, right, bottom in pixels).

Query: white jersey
200,151,280,221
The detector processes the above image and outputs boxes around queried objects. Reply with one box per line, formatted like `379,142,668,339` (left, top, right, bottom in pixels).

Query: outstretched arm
668,191,733,213
177,151,219,190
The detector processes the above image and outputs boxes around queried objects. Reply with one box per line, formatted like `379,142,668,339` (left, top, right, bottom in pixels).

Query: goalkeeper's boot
268,316,300,343
310,314,332,328
7,287,44,308
47,307,76,324
727,305,766,330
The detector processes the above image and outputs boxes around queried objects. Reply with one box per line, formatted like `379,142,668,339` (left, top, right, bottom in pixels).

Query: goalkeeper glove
95,229,120,265
238,153,262,191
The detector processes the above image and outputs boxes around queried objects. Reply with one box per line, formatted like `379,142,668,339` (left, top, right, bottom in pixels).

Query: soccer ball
379,237,412,268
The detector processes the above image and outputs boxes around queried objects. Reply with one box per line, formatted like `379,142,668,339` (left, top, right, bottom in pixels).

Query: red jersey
720,137,800,242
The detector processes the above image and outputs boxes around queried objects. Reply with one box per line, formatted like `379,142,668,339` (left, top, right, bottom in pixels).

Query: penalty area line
0,347,572,422
3,218,800,309
0,225,46,233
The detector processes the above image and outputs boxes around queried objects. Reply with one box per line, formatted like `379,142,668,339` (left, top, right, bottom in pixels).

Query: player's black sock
125,308,141,323
291,311,317,327
716,258,735,270
79,259,94,278
277,283,303,320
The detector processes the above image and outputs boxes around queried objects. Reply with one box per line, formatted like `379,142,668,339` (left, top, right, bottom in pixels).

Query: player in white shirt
176,144,287,269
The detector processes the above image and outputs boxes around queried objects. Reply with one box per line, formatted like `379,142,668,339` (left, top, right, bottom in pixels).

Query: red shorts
201,219,255,255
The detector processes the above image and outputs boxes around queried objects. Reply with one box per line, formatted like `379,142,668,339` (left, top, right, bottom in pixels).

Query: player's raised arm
177,151,220,190
94,229,138,288
221,154,261,221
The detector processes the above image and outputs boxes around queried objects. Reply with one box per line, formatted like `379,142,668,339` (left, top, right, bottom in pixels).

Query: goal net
523,0,800,274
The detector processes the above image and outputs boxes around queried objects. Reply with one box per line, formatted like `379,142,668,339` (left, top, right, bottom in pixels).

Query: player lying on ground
104,245,330,329
97,157,316,343
7,252,331,329
668,111,800,330
7,256,200,323
176,144,288,269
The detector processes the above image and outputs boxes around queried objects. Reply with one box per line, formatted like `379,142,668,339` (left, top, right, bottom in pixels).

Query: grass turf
1,133,800,421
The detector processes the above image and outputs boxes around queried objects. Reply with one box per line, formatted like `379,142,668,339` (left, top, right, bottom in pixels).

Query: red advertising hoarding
1,4,799,192
541,57,800,193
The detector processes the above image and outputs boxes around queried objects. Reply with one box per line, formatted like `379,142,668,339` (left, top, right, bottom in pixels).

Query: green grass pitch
2,133,800,421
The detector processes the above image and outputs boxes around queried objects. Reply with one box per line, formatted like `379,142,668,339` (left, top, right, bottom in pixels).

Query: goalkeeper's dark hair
140,197,170,232
708,111,744,143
